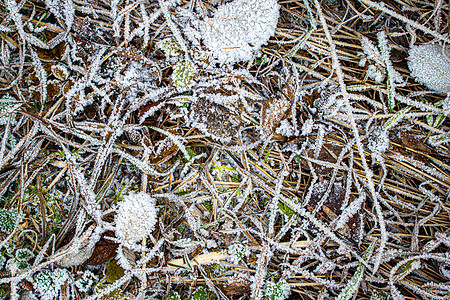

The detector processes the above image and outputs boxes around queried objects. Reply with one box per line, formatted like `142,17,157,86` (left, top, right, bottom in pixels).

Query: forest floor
0,0,450,299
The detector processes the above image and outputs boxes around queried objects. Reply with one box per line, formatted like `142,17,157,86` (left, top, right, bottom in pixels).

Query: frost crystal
0,94,17,125
228,243,249,264
263,279,291,300
408,44,450,94
366,64,385,84
157,38,182,57
172,60,196,90
187,98,242,143
33,268,69,300
368,128,389,154
0,208,19,233
75,270,97,292
202,0,280,64
167,291,181,300
0,255,5,270
115,192,157,243
13,248,34,269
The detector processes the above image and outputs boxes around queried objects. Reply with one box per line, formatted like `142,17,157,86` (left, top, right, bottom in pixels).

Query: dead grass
0,0,449,299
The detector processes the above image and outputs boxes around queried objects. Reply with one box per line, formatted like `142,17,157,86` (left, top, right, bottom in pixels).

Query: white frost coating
115,192,157,243
202,0,280,64
263,279,291,300
408,44,450,94
368,128,389,154
33,269,69,300
228,243,249,264
366,64,385,84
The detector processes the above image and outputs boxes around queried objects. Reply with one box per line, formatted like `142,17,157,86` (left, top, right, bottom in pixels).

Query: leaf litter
0,0,449,299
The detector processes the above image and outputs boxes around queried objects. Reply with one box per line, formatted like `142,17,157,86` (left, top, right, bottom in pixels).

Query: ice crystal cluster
367,128,389,155
157,38,182,57
172,60,196,90
408,44,450,94
202,0,280,64
0,208,19,233
75,270,97,292
263,279,291,300
33,268,69,300
115,192,157,243
228,243,249,264
0,94,16,125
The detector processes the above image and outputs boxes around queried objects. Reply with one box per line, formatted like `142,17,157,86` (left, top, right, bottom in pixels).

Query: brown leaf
20,280,35,293
32,42,67,62
218,274,252,296
301,143,343,176
260,86,292,136
46,80,62,101
307,181,361,242
390,132,438,164
189,98,242,142
84,231,119,266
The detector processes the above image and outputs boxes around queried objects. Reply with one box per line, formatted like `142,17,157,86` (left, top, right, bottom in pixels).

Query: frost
157,38,182,56
51,64,69,81
263,279,291,300
33,268,69,300
261,92,292,136
75,270,97,292
14,248,34,269
371,292,392,300
211,161,238,181
367,64,385,84
202,0,280,64
337,240,375,300
191,286,211,300
0,94,17,125
172,60,196,91
368,128,389,155
228,243,249,264
314,84,344,117
115,192,158,244
0,25,13,32
0,208,19,233
0,254,5,270
301,119,314,135
408,44,450,94
170,238,204,248
5,247,34,271
276,119,297,137
167,291,181,300
56,240,94,267
187,98,242,143
378,31,403,111
440,261,450,280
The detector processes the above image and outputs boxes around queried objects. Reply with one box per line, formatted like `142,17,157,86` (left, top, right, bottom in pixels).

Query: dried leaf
84,231,119,266
261,86,292,136
189,98,242,143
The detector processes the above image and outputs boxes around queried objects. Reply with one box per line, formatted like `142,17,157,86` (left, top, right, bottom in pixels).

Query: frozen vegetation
0,0,449,299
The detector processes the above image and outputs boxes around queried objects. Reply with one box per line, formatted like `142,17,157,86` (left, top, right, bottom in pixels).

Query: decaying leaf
261,86,293,136
218,274,252,296
307,181,361,242
105,260,125,283
188,98,242,143
167,251,230,271
83,231,119,266
301,143,343,176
